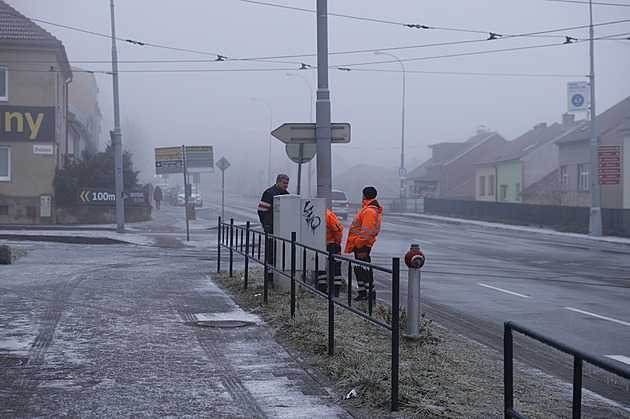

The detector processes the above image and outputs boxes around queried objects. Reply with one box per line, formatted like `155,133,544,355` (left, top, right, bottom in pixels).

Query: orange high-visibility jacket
326,209,343,249
344,198,382,253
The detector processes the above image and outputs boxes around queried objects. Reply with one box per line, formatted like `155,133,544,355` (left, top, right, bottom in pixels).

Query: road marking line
564,307,630,327
477,283,531,298
605,355,630,366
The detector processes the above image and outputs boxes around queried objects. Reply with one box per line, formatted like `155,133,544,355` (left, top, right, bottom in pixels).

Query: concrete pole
588,0,602,236
110,0,125,233
316,0,332,209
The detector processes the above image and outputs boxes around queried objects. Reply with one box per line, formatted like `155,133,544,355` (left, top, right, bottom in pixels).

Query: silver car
331,189,349,220
177,187,203,207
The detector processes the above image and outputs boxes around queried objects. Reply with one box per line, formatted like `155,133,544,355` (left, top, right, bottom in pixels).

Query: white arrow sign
271,123,351,144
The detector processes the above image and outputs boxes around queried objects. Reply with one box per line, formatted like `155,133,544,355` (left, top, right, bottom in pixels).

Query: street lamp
374,51,406,203
286,73,313,123
286,73,314,195
251,97,273,186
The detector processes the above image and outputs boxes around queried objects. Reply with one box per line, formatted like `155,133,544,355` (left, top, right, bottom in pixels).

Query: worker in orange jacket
317,209,344,296
344,186,382,301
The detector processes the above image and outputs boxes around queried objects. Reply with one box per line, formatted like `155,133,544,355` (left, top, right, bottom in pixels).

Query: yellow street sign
155,146,182,155
156,153,183,161
185,146,213,153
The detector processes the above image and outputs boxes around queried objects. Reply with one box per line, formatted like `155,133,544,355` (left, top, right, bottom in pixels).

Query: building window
0,147,10,181
500,184,508,201
561,165,568,192
578,163,590,191
516,183,521,201
488,175,495,195
0,67,6,101
479,176,486,196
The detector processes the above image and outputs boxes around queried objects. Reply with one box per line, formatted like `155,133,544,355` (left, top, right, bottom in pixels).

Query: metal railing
504,321,630,419
217,217,401,412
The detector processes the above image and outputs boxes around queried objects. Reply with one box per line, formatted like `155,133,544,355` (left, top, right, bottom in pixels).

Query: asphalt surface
0,205,358,418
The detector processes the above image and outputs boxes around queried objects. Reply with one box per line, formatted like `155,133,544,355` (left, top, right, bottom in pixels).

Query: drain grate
0,356,29,367
194,320,254,328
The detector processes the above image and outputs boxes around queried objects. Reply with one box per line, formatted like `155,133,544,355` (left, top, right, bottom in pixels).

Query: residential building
556,95,630,209
68,68,101,159
0,1,72,224
473,116,579,204
407,128,507,200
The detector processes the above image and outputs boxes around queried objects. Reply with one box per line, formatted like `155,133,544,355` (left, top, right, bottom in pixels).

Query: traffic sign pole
217,157,231,221
182,145,190,242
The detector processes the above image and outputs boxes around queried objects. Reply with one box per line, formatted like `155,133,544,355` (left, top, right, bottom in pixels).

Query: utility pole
110,0,125,233
316,0,332,208
588,0,602,236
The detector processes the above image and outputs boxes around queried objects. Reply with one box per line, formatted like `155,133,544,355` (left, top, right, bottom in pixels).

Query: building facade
556,96,630,209
0,1,72,224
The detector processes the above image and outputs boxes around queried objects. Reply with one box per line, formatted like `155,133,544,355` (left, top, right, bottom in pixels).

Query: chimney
562,113,576,131
476,125,489,135
534,122,547,130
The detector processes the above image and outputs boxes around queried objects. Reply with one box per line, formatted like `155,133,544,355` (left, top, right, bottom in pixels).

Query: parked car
331,189,349,220
177,186,203,207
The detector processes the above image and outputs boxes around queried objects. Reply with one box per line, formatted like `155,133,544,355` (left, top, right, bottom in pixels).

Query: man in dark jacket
258,174,290,233
257,174,290,286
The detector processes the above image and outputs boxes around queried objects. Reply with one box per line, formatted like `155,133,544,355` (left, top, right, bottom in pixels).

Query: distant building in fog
407,127,507,200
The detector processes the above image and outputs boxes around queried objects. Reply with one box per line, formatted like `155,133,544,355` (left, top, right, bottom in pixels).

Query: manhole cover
194,320,254,328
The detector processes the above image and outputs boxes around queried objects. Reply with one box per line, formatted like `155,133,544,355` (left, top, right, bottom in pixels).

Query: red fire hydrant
404,244,425,343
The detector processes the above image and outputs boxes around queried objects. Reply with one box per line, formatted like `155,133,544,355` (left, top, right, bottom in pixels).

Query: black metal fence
504,321,630,419
217,217,402,412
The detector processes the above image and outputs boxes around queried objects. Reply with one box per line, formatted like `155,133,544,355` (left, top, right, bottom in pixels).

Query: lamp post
286,73,313,123
251,98,273,186
286,73,314,195
588,0,602,236
110,0,125,233
375,51,406,205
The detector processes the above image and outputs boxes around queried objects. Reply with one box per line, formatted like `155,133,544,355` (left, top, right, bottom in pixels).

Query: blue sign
567,81,588,112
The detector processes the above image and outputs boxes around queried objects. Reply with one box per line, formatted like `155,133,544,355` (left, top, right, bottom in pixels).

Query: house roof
474,122,564,165
0,1,72,78
443,131,505,166
556,95,630,145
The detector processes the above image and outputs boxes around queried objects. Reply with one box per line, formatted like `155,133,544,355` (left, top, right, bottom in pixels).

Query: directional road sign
185,145,214,173
155,146,183,175
78,188,147,206
271,123,350,144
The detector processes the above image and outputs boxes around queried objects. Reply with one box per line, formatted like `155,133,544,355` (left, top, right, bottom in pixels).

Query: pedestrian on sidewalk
154,185,163,210
344,186,382,301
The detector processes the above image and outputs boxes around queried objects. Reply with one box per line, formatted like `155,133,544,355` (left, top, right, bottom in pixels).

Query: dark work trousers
317,243,343,296
353,246,373,296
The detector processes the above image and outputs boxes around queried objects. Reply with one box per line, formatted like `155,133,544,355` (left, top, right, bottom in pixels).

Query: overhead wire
2,8,628,71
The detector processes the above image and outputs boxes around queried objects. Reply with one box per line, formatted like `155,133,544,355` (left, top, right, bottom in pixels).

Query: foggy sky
7,0,630,193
